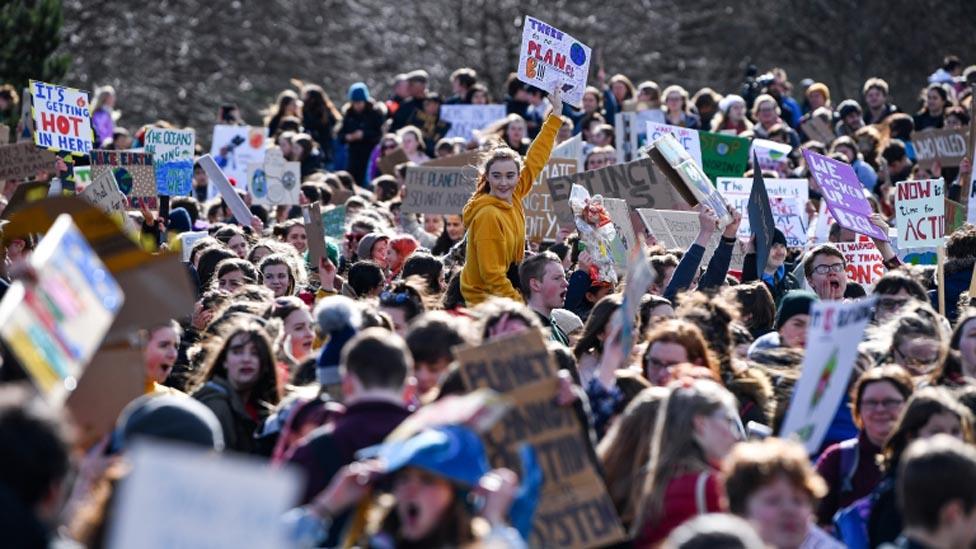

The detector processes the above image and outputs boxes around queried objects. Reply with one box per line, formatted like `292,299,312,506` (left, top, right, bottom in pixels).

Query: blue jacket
930,258,974,323
664,239,735,303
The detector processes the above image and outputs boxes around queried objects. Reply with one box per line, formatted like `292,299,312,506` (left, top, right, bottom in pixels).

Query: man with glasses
803,244,852,301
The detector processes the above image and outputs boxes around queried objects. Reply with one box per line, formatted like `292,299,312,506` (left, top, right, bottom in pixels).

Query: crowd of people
3,51,976,548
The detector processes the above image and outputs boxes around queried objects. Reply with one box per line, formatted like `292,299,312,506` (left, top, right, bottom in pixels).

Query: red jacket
634,470,724,547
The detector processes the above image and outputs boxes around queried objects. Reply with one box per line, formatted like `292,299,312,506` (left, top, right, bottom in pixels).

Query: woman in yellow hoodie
461,89,563,305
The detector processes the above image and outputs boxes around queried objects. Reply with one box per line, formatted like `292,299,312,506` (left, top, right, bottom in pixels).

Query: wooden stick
938,245,947,317
963,83,976,207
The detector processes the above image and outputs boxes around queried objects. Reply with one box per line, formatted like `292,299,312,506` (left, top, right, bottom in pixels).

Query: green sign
699,131,750,183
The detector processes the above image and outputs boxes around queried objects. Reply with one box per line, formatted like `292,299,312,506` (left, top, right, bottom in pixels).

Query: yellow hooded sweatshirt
460,114,562,305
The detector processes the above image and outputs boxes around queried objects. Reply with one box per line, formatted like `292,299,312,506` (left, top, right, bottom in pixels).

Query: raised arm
516,89,564,199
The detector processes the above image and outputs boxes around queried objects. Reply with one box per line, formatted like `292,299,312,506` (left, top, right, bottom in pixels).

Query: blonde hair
662,85,690,112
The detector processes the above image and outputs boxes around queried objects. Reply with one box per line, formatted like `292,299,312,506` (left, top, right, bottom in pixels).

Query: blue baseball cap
358,425,489,487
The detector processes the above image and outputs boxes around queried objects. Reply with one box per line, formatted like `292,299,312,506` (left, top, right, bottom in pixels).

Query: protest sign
90,150,157,208
698,131,750,182
604,197,638,264
179,231,209,262
517,16,592,108
401,165,477,215
552,133,583,171
645,121,702,167
303,202,327,268
614,110,666,163
441,104,506,141
108,440,300,549
547,157,687,224
0,123,8,144
751,138,793,176
748,165,777,280
803,149,887,241
73,165,92,191
524,158,576,241
199,154,253,226
377,146,410,175
30,80,93,155
0,141,58,180
0,214,124,404
637,209,745,270
912,126,968,169
457,331,626,548
208,125,267,195
322,205,346,239
800,116,835,144
896,179,945,249
0,182,49,220
247,148,301,207
80,169,129,224
837,240,886,289
717,177,809,246
64,346,145,449
144,128,195,196
424,149,484,169
780,297,876,453
647,133,731,225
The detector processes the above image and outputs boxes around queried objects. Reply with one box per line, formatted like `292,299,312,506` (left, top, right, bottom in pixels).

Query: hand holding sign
547,85,563,117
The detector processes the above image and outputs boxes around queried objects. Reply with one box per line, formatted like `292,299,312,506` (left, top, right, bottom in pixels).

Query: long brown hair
186,319,281,409
881,386,973,473
642,319,720,380
573,294,623,361
473,147,522,196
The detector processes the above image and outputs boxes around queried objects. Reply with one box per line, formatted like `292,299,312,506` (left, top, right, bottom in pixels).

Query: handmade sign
247,148,301,207
614,110,666,163
637,209,745,270
751,138,793,176
647,133,731,225
30,80,93,155
401,165,477,215
603,197,638,266
803,149,887,241
377,146,410,175
0,214,124,404
208,125,267,195
780,297,877,453
517,15,592,108
179,231,209,262
441,104,507,141
321,205,346,239
80,169,128,222
552,133,583,171
837,240,885,288
698,131,751,182
90,150,157,208
199,154,253,226
896,179,945,249
546,157,687,224
717,177,809,246
0,142,58,180
748,164,777,280
645,121,702,167
0,123,8,144
456,331,627,549
144,128,195,196
524,158,576,241
108,440,300,549
800,115,835,144
912,126,968,170
73,165,92,191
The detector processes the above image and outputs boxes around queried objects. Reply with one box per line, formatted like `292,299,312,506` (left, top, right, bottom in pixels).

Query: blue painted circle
570,43,586,66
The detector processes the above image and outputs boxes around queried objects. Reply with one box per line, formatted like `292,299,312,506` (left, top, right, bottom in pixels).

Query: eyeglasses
861,398,904,411
812,263,845,275
712,409,746,441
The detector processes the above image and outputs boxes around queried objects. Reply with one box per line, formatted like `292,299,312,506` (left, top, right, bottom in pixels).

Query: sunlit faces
581,92,599,113
694,406,743,463
644,341,689,386
729,102,747,122
767,243,787,271
534,261,569,311
926,88,946,114
808,253,847,300
894,336,943,376
262,263,291,297
284,308,314,361
916,411,964,440
144,326,180,384
415,358,451,395
487,160,519,202
371,238,390,268
778,315,809,349
285,225,307,254
864,87,885,110
218,269,248,293
858,381,906,447
423,214,444,236
445,215,464,241
755,99,779,126
401,132,420,154
393,468,455,542
250,245,273,265
744,476,813,549
506,119,526,145
381,306,409,337
958,319,976,378
664,92,684,114
808,91,828,110
225,333,263,391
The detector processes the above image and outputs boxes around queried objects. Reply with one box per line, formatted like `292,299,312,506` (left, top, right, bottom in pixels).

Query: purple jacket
92,109,114,146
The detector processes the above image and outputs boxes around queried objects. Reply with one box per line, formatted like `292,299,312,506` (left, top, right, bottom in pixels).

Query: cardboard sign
614,110,666,163
0,142,58,180
80,169,128,220
456,331,626,548
73,165,92,191
377,146,410,176
647,133,731,225
0,214,124,404
780,297,876,453
303,202,327,268
803,149,887,241
30,80,93,155
837,240,885,289
90,150,157,208
751,138,793,176
645,121,702,167
144,128,195,196
699,131,750,182
247,148,301,207
637,209,745,270
198,154,253,226
546,157,687,224
748,166,777,279
401,165,477,215
441,104,507,141
179,231,209,262
552,133,584,172
0,123,8,144
912,127,968,169
64,346,145,449
424,149,484,169
896,179,945,249
604,197,638,265
517,15,592,108
717,177,809,246
322,205,346,239
524,158,576,241
208,125,267,195
107,440,300,549
800,116,835,144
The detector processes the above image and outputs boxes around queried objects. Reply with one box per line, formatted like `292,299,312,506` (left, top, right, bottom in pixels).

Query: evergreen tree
0,0,71,91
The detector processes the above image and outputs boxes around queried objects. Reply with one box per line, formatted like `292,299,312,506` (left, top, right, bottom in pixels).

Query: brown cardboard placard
912,126,969,169
328,186,354,206
800,116,835,144
0,142,58,180
377,147,410,175
401,165,477,215
0,123,9,145
638,208,745,270
304,202,327,268
0,181,50,220
424,150,484,169
64,345,145,449
546,157,688,224
524,158,576,241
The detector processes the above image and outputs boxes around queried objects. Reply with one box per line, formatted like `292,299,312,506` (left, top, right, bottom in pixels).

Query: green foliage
0,0,71,91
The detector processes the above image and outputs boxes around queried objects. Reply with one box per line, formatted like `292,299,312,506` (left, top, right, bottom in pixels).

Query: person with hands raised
663,205,743,303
